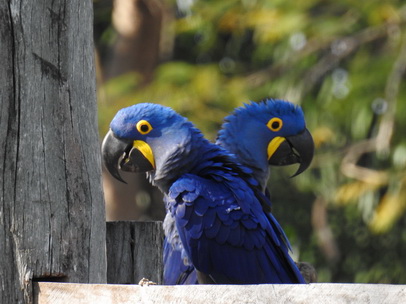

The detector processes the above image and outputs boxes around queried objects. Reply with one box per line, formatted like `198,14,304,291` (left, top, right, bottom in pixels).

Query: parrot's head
102,103,195,185
217,99,314,185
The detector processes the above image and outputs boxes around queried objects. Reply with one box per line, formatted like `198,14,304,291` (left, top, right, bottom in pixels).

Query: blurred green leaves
96,0,406,283
98,62,250,139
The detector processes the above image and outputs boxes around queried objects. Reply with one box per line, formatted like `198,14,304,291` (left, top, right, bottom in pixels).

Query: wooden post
0,1,106,303
106,221,164,284
34,282,406,304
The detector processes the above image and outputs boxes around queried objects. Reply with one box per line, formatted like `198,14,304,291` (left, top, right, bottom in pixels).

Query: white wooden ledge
34,282,406,304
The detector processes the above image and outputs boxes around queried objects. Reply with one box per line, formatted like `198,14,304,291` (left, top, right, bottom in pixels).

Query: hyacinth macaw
102,103,308,284
163,99,314,284
217,99,314,192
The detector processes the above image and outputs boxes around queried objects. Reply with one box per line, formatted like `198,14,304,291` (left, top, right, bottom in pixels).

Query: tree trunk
104,0,163,83
0,1,107,303
96,0,166,222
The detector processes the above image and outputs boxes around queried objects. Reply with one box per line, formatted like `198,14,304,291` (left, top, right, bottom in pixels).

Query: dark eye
267,117,283,132
272,121,280,129
140,124,149,132
136,120,153,135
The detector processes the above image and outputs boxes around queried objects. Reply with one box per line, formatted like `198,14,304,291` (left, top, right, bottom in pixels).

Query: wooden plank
106,221,164,284
0,1,106,303
34,282,406,304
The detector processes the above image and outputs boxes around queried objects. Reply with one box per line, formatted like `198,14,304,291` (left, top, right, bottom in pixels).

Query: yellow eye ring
267,117,283,132
136,120,153,135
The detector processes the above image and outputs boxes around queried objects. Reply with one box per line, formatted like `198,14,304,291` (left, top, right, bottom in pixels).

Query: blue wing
163,210,197,285
167,173,305,284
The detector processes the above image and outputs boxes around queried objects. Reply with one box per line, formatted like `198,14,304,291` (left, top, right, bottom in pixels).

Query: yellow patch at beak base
133,140,155,169
267,137,286,160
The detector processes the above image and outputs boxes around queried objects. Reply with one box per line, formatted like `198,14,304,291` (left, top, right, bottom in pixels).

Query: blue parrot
162,99,314,284
102,102,310,284
217,99,314,192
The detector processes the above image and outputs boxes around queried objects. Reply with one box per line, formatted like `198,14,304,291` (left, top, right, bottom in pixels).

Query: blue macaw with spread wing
102,102,311,284
162,99,314,284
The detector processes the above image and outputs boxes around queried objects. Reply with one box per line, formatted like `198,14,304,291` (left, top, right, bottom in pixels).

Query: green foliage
96,0,406,283
98,63,249,139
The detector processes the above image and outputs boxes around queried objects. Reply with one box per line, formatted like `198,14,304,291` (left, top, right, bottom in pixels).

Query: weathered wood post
0,1,106,303
106,221,164,284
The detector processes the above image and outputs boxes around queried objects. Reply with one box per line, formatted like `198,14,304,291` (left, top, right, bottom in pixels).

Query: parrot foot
138,278,157,286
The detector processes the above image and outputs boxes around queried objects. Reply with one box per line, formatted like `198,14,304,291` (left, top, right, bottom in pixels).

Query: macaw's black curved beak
268,128,314,177
101,130,155,183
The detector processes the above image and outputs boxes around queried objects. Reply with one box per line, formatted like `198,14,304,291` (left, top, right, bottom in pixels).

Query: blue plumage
167,173,300,283
217,99,308,191
102,102,311,284
162,99,313,284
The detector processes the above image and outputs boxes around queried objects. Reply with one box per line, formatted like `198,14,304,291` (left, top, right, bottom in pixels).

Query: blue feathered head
102,103,205,187
217,99,314,189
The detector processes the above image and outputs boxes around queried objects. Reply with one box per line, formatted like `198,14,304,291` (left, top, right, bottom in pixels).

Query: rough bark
106,221,164,285
0,1,107,303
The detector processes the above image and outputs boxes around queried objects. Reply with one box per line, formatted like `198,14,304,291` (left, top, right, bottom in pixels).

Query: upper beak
268,128,314,177
101,130,155,183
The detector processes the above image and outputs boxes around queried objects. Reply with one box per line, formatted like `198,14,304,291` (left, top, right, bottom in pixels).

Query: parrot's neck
243,163,269,192
149,124,258,194
216,133,270,193
148,124,218,193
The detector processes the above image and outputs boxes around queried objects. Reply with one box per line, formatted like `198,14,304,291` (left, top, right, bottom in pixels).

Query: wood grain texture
0,1,106,303
34,282,406,304
106,221,164,285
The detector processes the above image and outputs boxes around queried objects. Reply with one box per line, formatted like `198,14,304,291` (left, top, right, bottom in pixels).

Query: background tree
95,0,406,283
95,0,165,221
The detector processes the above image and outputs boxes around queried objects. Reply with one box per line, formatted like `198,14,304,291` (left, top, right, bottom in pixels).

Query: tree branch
376,29,406,154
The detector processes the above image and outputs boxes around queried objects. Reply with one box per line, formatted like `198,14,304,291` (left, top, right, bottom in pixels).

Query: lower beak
267,128,314,177
101,130,155,183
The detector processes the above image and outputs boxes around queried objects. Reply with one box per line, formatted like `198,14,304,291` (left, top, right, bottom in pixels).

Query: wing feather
168,174,305,284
